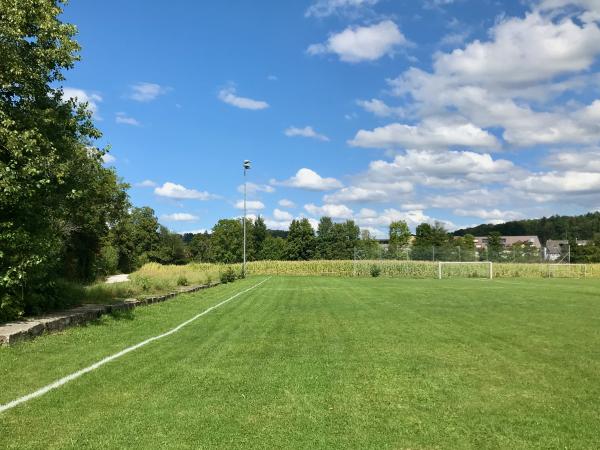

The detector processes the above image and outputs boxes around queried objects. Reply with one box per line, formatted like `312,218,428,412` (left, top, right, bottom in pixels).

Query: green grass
1,276,600,449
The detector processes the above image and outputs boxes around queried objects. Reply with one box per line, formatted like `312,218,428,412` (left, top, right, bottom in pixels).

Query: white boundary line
0,277,271,414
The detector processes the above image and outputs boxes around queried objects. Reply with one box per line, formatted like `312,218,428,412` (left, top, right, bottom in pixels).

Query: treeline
454,212,600,243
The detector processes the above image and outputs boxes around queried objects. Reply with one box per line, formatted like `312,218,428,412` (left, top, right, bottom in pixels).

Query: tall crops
139,260,600,279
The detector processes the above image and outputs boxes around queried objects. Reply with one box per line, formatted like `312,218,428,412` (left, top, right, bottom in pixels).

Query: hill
453,212,600,244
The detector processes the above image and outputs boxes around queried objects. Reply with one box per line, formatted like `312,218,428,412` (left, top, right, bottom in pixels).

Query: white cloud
454,208,523,221
154,182,215,200
307,20,407,63
237,183,275,194
129,82,169,102
274,168,343,191
115,112,140,126
355,208,455,231
278,199,296,208
323,186,392,203
273,208,294,221
161,213,199,222
510,171,600,194
235,200,265,210
545,148,600,171
356,98,404,118
102,153,116,164
136,179,157,188
284,126,330,141
305,0,379,18
349,118,499,150
304,203,354,219
267,75,278,81
218,87,269,110
62,88,102,117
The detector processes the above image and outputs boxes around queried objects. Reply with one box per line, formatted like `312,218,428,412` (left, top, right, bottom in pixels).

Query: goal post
438,261,493,279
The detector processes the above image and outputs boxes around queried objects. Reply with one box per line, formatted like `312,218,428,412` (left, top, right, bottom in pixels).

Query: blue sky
60,0,600,237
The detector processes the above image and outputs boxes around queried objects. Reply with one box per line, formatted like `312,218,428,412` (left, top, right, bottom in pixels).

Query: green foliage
0,0,130,319
210,219,245,263
286,219,316,260
176,275,189,286
370,264,381,277
388,220,411,257
220,267,237,284
257,235,287,260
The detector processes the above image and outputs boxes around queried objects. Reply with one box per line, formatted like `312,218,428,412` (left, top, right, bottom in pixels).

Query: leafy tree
210,219,245,263
329,220,360,260
258,235,287,260
0,0,128,319
253,216,268,260
286,219,316,260
152,226,186,265
315,217,335,259
487,231,503,260
356,229,381,259
388,220,411,258
188,232,212,262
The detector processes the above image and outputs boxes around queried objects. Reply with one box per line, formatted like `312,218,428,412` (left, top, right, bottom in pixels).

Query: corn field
136,260,600,280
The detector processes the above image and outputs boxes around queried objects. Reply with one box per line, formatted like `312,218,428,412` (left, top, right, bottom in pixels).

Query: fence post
438,261,442,280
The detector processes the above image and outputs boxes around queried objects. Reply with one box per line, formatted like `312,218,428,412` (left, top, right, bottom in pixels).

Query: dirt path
105,274,130,284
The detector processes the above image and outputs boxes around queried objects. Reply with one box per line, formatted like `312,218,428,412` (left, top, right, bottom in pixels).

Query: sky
60,0,600,237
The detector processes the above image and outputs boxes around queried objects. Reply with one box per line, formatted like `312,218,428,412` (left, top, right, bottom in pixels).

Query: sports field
1,276,599,449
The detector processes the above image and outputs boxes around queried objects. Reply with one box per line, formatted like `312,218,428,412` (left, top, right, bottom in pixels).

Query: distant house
545,239,588,261
474,236,541,250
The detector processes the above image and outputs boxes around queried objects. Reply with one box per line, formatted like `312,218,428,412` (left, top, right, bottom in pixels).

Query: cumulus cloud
62,88,102,117
235,200,265,210
304,203,354,219
278,199,296,208
129,82,170,102
136,179,157,188
305,0,379,18
237,183,275,194
161,213,199,222
218,87,269,110
453,208,524,221
356,98,405,118
323,186,393,203
284,126,330,141
115,112,140,126
307,20,407,63
349,118,499,150
154,182,215,200
274,168,343,191
273,208,294,221
101,153,116,164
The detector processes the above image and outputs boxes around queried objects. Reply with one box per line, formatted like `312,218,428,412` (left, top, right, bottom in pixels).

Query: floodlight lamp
243,160,251,169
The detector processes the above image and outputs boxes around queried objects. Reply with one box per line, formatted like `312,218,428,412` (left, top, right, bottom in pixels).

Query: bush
176,275,189,286
370,265,381,277
220,267,237,284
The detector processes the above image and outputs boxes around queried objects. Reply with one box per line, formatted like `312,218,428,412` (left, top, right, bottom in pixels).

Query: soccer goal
547,264,587,278
438,261,493,279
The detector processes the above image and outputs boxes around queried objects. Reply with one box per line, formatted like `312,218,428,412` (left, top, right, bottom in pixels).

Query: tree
253,216,268,260
0,1,128,320
356,229,381,259
258,235,287,260
188,232,212,262
329,220,360,259
152,226,187,265
286,219,316,260
388,220,411,258
486,232,503,260
210,219,244,263
316,217,335,259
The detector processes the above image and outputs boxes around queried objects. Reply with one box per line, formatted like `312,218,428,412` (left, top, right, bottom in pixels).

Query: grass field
1,276,600,449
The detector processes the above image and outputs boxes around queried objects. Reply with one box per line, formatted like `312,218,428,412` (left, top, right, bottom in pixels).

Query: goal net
438,261,493,279
547,264,587,278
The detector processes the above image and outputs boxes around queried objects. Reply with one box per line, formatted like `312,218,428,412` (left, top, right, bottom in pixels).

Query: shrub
220,267,237,284
176,275,189,286
370,265,382,277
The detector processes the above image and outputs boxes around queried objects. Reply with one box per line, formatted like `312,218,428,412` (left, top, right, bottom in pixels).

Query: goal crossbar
438,261,493,280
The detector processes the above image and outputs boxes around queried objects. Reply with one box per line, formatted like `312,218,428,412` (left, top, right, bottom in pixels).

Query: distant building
545,239,588,261
474,236,541,250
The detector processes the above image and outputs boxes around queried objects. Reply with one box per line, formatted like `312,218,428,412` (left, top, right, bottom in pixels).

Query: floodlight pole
243,160,251,277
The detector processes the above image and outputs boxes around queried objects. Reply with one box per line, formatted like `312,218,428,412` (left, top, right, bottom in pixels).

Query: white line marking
0,277,271,414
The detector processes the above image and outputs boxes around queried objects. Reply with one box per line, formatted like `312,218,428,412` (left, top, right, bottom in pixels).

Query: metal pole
243,166,247,277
